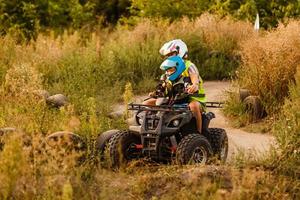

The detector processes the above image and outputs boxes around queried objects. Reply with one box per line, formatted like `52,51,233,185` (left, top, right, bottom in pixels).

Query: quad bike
97,80,228,168
42,79,228,168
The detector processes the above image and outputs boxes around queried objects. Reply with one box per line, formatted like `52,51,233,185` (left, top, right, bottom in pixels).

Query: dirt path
112,81,276,160
203,81,276,160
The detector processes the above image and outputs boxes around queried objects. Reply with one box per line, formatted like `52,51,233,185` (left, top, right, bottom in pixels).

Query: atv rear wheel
108,130,142,168
176,134,213,165
207,128,228,163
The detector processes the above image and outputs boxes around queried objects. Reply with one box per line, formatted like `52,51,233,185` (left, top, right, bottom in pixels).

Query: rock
46,131,86,151
46,94,68,108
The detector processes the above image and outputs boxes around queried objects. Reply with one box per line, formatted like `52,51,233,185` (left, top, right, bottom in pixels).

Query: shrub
272,68,300,177
237,21,300,115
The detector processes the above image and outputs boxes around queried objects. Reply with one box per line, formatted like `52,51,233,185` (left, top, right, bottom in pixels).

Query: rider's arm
187,64,200,94
149,74,168,97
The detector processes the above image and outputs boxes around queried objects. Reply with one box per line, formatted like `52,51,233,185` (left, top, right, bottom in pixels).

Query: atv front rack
128,101,224,112
128,103,189,112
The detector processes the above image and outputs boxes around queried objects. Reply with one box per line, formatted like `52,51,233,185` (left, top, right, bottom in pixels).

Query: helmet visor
160,59,177,71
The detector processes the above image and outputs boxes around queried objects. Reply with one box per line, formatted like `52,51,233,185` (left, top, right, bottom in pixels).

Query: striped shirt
187,62,201,85
188,63,200,77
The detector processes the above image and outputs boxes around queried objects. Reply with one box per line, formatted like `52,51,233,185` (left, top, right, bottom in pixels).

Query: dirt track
203,81,276,160
112,81,276,160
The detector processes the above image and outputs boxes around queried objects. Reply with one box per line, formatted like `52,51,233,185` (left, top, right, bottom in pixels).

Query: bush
236,21,300,115
272,68,300,177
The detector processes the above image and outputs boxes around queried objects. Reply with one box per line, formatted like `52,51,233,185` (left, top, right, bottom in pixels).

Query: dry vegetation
237,21,300,114
0,14,299,199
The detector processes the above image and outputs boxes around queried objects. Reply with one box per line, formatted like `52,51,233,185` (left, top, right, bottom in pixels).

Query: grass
224,21,300,131
0,136,298,200
222,88,255,128
236,21,300,115
271,68,300,178
0,14,299,199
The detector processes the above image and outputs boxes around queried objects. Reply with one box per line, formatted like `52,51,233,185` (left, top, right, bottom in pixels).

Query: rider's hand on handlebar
186,84,199,94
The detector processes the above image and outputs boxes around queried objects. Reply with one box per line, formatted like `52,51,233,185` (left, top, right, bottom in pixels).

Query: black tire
239,89,250,102
243,95,264,121
95,129,119,159
108,130,142,168
207,128,228,163
176,134,213,165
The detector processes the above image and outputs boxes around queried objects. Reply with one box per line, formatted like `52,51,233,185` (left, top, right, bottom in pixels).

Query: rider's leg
189,101,202,133
143,98,156,106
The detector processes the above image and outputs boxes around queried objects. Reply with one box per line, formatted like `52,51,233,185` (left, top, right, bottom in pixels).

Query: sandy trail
112,81,276,160
203,81,276,160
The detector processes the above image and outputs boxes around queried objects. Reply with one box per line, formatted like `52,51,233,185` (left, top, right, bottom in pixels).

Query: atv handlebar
128,103,190,112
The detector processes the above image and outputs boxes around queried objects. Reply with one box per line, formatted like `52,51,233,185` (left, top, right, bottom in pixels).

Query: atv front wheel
108,130,142,168
176,134,213,165
207,128,228,163
95,129,119,160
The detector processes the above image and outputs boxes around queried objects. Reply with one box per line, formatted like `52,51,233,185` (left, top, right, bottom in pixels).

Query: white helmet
159,39,188,58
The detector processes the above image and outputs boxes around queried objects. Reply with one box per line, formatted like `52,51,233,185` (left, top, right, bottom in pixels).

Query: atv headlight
172,119,180,127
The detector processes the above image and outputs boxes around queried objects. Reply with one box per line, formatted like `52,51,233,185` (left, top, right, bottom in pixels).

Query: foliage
223,90,250,127
210,0,300,28
0,15,254,130
272,68,300,177
130,0,212,20
1,0,300,40
131,0,300,28
0,0,131,40
237,21,300,115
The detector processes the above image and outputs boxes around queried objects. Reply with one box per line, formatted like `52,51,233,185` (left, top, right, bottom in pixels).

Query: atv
97,80,228,168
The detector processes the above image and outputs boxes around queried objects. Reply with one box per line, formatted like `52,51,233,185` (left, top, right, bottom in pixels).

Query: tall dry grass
237,21,300,114
1,139,298,200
